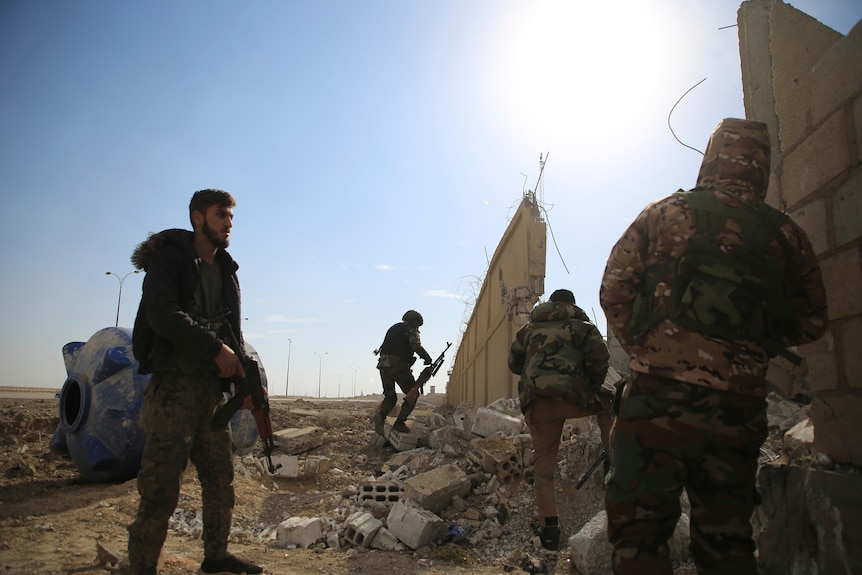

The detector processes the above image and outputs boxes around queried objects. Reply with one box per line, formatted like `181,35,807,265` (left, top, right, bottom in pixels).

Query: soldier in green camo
373,310,433,435
508,289,613,551
600,118,828,575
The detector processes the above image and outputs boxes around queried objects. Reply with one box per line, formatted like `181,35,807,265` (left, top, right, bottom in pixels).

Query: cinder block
471,407,524,438
801,331,839,393
388,422,422,452
820,248,862,321
788,198,828,256
782,111,851,208
343,511,382,548
468,436,524,484
568,510,690,574
359,480,404,506
426,412,446,430
450,409,474,432
427,425,472,456
274,426,325,455
276,516,322,548
385,500,445,550
403,464,471,514
369,526,403,550
303,455,331,476
270,454,299,478
833,170,862,247
811,393,862,466
809,24,862,127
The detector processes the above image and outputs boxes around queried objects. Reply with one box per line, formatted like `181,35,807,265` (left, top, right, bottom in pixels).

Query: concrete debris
154,391,846,574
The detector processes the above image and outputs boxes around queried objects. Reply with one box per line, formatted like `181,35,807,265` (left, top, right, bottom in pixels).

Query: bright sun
489,1,671,155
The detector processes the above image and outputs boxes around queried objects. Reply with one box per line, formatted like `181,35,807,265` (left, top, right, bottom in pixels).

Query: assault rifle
213,326,281,475
415,342,452,394
575,443,609,489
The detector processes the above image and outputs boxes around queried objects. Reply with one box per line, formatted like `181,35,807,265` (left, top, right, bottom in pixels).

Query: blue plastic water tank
50,327,265,482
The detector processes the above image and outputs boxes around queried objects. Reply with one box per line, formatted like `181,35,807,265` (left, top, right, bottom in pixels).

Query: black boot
538,516,560,551
392,419,410,433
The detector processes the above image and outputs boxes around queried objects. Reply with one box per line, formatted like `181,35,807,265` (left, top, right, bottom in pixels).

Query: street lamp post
285,339,292,397
105,270,140,327
349,367,359,398
314,352,327,398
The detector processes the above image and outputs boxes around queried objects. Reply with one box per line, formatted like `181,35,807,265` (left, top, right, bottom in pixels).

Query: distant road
0,386,59,399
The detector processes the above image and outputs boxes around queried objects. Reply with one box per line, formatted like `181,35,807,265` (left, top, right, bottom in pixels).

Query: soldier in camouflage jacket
599,118,827,574
509,288,612,550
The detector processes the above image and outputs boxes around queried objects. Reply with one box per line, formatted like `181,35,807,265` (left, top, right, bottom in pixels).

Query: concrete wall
447,193,546,407
739,0,862,464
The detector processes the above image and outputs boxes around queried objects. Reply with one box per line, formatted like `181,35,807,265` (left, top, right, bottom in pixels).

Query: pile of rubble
163,397,607,573
161,387,817,575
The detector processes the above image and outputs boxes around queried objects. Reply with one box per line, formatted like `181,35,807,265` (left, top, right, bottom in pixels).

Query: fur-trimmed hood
130,229,193,271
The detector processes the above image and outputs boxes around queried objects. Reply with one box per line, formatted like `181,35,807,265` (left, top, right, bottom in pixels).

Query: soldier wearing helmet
372,310,433,435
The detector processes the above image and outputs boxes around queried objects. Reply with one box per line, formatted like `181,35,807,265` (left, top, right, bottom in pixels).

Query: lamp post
314,351,327,398
285,339,292,397
105,270,140,327
349,367,359,398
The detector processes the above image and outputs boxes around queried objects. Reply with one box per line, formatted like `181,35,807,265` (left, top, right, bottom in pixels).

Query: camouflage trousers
377,365,419,422
525,396,613,526
127,369,235,575
605,372,767,575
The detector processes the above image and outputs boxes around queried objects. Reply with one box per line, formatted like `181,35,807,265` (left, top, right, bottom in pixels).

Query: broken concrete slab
274,426,325,455
403,463,471,514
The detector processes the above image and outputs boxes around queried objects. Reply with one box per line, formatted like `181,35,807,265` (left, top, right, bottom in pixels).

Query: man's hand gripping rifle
213,324,281,475
415,342,451,395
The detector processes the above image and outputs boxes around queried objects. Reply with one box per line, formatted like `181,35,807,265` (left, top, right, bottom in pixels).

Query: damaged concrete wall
738,1,862,572
739,0,862,466
447,193,546,407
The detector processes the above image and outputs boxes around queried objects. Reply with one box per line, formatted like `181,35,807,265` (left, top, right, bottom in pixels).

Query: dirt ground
0,395,613,575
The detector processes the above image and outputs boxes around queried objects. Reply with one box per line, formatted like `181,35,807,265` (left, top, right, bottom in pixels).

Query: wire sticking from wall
540,203,570,274
668,77,707,156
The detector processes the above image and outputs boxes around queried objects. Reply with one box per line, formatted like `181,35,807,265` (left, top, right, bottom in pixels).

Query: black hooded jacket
130,229,242,375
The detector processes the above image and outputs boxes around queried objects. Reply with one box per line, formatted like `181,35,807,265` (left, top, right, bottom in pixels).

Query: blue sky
2,1,859,397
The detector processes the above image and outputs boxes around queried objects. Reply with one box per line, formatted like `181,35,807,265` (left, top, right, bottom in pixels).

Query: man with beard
600,119,827,574
128,189,263,575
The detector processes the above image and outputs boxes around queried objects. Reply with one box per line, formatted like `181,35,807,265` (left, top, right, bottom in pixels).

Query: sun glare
491,1,670,155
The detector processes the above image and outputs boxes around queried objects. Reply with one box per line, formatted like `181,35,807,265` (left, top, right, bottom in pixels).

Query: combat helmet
402,310,424,326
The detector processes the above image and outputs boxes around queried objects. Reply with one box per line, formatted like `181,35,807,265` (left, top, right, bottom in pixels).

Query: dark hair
549,289,575,304
189,189,236,227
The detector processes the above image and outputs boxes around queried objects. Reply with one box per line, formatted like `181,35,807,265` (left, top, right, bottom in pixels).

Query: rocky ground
0,391,803,575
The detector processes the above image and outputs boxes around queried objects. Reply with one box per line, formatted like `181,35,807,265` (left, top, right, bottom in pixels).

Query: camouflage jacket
509,301,609,410
600,118,827,396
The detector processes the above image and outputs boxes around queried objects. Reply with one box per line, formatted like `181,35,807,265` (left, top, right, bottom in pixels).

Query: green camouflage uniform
509,300,609,411
599,118,827,574
509,300,612,533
